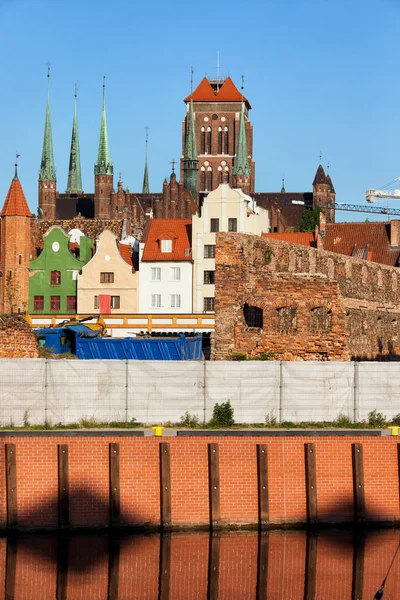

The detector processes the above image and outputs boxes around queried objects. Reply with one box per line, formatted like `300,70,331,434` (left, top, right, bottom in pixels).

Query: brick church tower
313,163,335,223
0,165,33,313
38,69,57,221
180,76,255,195
94,79,114,219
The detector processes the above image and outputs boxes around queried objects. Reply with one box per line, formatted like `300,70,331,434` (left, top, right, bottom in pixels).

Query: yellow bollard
388,426,399,436
152,426,164,437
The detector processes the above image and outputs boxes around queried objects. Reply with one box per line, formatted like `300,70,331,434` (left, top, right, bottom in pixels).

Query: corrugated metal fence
0,360,399,426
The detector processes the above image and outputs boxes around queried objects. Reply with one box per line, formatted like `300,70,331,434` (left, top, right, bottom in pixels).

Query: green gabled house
29,226,93,314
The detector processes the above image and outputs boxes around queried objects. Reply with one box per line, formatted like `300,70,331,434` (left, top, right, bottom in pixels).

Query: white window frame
151,294,161,309
161,239,172,253
170,267,181,281
151,267,161,281
170,294,181,308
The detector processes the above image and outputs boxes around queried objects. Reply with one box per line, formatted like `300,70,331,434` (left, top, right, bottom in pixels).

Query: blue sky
0,0,399,222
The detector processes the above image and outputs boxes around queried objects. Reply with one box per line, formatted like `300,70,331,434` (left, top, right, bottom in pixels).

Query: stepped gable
324,222,400,266
184,76,250,107
0,176,32,217
141,219,192,261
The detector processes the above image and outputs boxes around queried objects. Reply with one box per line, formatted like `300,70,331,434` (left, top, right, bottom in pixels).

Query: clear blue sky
0,0,399,222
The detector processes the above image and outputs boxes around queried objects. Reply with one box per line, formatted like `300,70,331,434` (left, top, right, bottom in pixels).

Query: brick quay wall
0,431,399,531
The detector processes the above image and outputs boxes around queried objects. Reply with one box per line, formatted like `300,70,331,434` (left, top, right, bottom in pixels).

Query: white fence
0,360,399,426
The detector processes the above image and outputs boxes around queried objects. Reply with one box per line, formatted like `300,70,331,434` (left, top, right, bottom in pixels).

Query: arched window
244,304,263,328
310,307,332,333
206,126,212,154
276,306,296,334
224,126,229,154
207,169,213,191
201,170,206,191
50,270,61,285
218,171,223,184
225,168,230,184
218,127,222,154
201,127,205,154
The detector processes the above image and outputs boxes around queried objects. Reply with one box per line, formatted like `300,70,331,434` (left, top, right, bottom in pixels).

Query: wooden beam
58,444,69,528
57,535,69,600
5,444,17,528
109,443,120,526
256,532,269,600
208,444,220,529
158,534,171,600
304,443,317,523
108,536,120,600
257,444,269,528
160,443,171,529
304,533,317,600
351,533,365,600
352,444,365,522
207,533,220,600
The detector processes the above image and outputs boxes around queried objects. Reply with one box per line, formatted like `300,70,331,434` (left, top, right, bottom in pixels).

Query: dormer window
161,239,172,253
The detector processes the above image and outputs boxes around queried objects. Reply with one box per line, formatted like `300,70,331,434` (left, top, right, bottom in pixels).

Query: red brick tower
313,163,335,223
94,78,113,219
180,76,255,194
38,67,57,220
0,165,33,313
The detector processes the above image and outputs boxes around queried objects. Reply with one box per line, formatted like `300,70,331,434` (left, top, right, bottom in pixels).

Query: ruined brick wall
214,233,400,360
0,315,38,358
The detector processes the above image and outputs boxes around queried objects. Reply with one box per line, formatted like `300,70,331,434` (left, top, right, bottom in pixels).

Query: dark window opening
204,245,216,258
218,130,222,154
277,306,297,334
204,297,215,312
111,296,120,309
50,270,61,285
100,272,114,283
244,304,263,328
311,307,332,333
218,171,222,184
201,130,205,154
228,218,237,232
210,218,219,233
50,296,61,311
207,170,212,191
201,171,206,190
34,296,44,311
224,129,229,154
204,270,215,284
67,296,76,311
206,129,212,154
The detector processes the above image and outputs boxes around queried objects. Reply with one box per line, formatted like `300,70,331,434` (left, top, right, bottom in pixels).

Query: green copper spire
39,65,56,182
142,126,150,193
183,96,198,200
66,86,83,194
232,103,251,177
94,76,113,176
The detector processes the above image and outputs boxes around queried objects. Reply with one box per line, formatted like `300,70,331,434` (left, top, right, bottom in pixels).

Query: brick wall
0,434,400,531
0,315,38,358
214,233,400,360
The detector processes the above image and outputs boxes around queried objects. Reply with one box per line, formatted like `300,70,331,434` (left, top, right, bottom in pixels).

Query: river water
1,528,399,599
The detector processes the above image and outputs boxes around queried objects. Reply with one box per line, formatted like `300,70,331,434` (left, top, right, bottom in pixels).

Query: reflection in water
1,529,400,599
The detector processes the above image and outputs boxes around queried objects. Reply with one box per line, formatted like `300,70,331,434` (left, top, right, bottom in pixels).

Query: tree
300,206,322,232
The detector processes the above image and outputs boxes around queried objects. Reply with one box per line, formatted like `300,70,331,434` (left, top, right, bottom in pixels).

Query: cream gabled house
77,230,138,314
191,184,270,313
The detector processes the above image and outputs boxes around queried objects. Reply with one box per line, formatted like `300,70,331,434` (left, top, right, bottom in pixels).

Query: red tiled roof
184,76,249,106
141,219,192,262
324,222,400,266
263,232,316,247
0,177,32,217
118,243,136,271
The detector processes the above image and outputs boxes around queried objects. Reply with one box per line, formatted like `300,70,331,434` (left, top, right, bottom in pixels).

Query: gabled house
29,226,93,314
77,229,138,313
139,219,192,313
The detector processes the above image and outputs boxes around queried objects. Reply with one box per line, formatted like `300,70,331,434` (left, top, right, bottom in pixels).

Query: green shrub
229,353,248,361
23,410,30,428
334,413,353,428
392,413,400,426
209,401,235,427
254,352,274,361
367,409,387,428
180,411,200,428
265,412,277,426
79,416,99,428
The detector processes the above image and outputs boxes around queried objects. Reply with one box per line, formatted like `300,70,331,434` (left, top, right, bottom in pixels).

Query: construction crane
335,202,400,216
366,177,400,203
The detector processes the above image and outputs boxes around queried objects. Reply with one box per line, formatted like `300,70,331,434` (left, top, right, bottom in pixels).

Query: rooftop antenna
102,74,106,104
319,151,322,165
14,152,20,179
46,61,51,98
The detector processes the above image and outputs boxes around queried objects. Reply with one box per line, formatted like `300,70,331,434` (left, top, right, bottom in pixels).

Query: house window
50,296,60,311
66,296,76,311
204,245,216,258
311,307,332,333
228,218,238,232
151,267,161,281
204,297,215,312
151,294,161,308
94,296,99,309
161,239,172,253
100,272,114,283
50,270,61,285
204,270,215,284
277,306,297,334
111,296,120,309
170,294,181,308
244,304,263,328
18,254,22,265
210,218,219,233
34,296,44,311
170,267,181,281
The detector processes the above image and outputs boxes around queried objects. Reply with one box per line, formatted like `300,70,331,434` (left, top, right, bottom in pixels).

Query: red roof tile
141,219,192,262
0,177,32,217
118,243,136,271
263,232,316,247
324,222,400,266
184,76,250,106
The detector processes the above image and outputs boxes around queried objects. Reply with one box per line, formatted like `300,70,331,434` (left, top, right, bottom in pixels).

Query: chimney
390,220,400,247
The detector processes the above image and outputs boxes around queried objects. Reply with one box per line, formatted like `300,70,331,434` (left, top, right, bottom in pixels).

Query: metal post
353,361,359,424
279,361,283,423
125,359,128,422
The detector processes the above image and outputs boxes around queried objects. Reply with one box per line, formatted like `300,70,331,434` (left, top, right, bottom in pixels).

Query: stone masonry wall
214,233,400,360
0,315,38,358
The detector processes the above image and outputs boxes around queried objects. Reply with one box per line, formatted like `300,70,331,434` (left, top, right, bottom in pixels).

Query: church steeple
183,96,198,201
142,126,150,194
94,76,113,176
66,86,83,194
232,103,251,178
39,65,56,182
